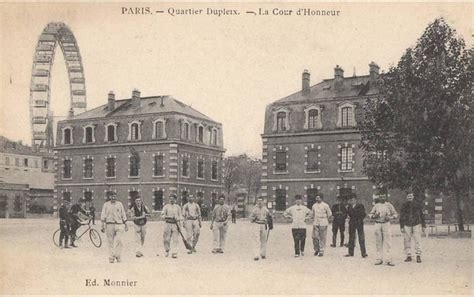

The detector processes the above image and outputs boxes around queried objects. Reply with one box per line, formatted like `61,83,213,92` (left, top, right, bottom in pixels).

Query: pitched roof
0,136,38,156
274,75,378,105
70,95,217,123
0,169,54,190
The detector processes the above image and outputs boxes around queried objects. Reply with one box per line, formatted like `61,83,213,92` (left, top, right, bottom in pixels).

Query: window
106,157,115,178
129,122,140,141
84,126,94,143
63,127,72,145
197,191,204,204
154,155,164,176
130,154,140,177
308,109,319,129
306,189,318,209
181,191,188,205
341,107,353,127
340,146,353,171
106,124,117,142
63,191,71,201
154,190,164,211
182,122,190,140
182,156,189,177
84,158,93,178
129,190,139,201
23,158,28,167
275,151,287,172
154,121,164,139
211,192,217,208
276,112,287,132
275,189,286,211
304,105,322,130
211,160,218,180
43,160,48,169
5,157,9,165
63,159,72,179
197,159,204,179
307,149,319,171
211,129,218,145
198,126,204,143
84,191,93,202
339,188,353,200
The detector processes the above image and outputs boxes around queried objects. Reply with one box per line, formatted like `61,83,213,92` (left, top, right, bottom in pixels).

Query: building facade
55,89,225,214
262,63,408,213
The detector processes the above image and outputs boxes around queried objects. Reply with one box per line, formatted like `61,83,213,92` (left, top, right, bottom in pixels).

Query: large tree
359,18,472,230
223,154,262,197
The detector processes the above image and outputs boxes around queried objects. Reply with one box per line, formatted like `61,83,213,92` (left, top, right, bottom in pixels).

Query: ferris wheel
29,22,87,151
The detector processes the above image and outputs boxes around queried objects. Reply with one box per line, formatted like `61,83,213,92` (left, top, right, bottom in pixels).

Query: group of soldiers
57,199,96,249
57,189,425,266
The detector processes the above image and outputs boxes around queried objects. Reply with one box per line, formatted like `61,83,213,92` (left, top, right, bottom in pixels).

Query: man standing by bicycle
58,197,71,249
129,196,150,257
101,192,128,263
69,200,88,247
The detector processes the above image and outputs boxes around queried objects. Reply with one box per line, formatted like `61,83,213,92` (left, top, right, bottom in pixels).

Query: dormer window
105,123,118,142
277,112,287,132
272,107,290,133
211,128,218,146
153,118,167,139
197,125,204,143
128,121,142,141
304,105,322,130
62,126,73,145
181,120,191,140
337,102,356,128
83,124,96,144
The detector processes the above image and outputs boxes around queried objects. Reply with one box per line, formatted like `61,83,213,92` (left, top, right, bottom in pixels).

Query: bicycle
53,218,102,248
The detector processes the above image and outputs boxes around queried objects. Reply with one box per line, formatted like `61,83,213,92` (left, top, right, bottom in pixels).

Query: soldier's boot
330,234,337,247
340,234,345,247
405,256,412,262
416,256,422,263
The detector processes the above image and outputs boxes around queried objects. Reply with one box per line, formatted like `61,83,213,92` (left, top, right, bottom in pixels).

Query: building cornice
262,129,360,138
262,176,370,182
57,181,223,188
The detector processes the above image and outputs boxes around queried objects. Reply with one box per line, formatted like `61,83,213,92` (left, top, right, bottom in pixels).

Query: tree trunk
455,191,465,231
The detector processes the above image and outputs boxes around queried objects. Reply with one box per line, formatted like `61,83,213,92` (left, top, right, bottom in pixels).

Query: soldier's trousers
375,222,392,262
332,220,345,246
312,225,328,253
134,224,147,254
163,223,179,254
213,222,228,251
185,220,200,248
348,223,366,256
252,223,268,258
105,223,124,260
59,221,70,246
292,228,306,255
404,224,422,256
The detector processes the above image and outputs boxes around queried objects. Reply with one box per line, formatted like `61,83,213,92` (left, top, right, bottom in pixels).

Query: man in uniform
58,197,71,249
284,195,311,257
311,194,332,256
210,194,231,254
369,192,398,266
183,194,202,254
231,206,237,224
69,200,88,247
249,197,271,261
400,190,426,263
129,196,150,257
344,194,368,258
161,194,183,258
100,192,128,263
89,203,96,225
331,195,348,247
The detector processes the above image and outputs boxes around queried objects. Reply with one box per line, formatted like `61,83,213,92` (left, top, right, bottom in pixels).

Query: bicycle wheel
89,229,102,248
53,229,61,247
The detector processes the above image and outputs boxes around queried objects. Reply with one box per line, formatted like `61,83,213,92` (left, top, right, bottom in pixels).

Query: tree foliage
223,154,262,196
359,18,472,201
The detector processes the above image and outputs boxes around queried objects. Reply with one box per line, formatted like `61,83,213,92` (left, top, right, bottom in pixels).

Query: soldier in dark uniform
89,203,96,225
331,196,348,247
69,200,88,247
345,194,368,258
58,198,71,249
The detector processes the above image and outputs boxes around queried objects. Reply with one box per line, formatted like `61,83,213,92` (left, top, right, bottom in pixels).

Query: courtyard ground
0,218,472,295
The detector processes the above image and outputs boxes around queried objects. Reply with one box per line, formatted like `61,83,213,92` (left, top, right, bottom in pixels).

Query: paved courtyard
0,219,472,295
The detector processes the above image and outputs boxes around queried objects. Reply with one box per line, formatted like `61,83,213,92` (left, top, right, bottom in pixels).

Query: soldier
231,206,237,224
331,195,348,247
58,197,71,249
100,192,128,263
89,203,96,225
183,194,202,254
344,194,368,258
129,196,150,257
69,200,89,247
400,190,426,263
369,193,398,266
284,195,311,257
161,194,183,258
311,194,332,257
210,194,231,254
249,197,271,261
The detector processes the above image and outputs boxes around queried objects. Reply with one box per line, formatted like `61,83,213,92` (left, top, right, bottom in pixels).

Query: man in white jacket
311,195,332,257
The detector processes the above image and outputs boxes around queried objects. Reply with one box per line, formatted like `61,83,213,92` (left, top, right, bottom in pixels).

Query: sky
0,2,472,158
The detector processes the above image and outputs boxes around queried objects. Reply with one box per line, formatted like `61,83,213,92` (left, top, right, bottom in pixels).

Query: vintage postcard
0,1,472,296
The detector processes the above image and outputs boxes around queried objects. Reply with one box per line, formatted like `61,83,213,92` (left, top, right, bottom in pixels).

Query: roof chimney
334,65,344,91
302,69,310,96
132,89,141,107
68,108,74,119
108,91,115,111
369,61,380,83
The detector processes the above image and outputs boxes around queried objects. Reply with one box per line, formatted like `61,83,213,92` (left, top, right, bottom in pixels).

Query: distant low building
0,136,54,218
55,89,225,213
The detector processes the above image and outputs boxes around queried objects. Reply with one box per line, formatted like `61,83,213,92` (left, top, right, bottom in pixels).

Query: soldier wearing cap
331,195,348,247
58,197,71,249
369,190,398,266
400,190,426,263
161,194,183,258
100,192,129,263
210,194,231,254
183,194,202,254
129,195,150,257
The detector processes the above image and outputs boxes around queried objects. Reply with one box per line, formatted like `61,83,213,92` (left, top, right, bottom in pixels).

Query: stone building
0,136,54,218
55,89,225,213
261,63,407,213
